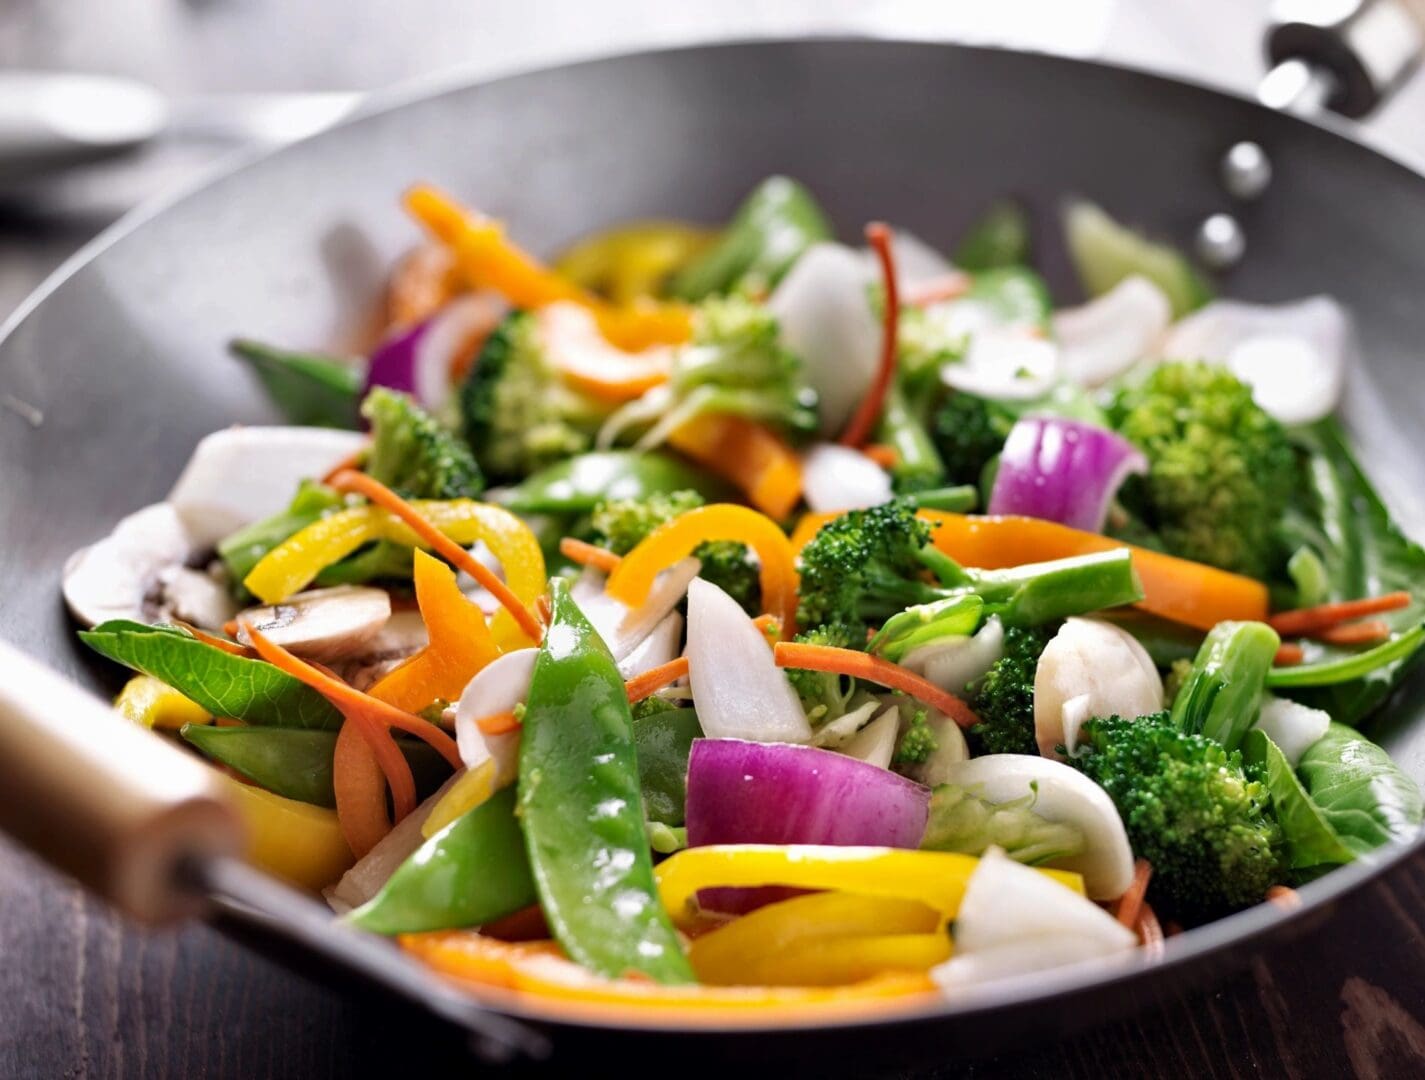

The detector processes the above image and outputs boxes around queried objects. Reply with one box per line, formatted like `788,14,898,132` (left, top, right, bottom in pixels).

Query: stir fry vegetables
67,178,1425,1020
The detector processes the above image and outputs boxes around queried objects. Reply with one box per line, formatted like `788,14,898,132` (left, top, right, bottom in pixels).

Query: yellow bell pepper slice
420,759,499,840
113,674,212,730
405,185,692,350
688,891,948,986
243,499,545,650
225,776,354,891
657,845,1083,929
605,504,800,638
400,931,936,1025
554,221,717,305
369,551,500,713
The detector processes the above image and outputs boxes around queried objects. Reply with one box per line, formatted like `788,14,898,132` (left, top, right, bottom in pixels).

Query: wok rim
2,34,1422,1039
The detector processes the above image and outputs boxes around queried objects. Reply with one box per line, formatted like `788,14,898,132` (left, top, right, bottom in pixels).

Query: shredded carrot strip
328,469,544,642
560,537,622,574
1313,619,1392,646
1274,643,1305,667
1266,885,1302,911
838,223,899,449
625,657,691,704
535,593,552,626
222,619,240,638
904,272,972,307
321,446,369,487
243,623,462,769
174,619,253,658
861,444,899,469
333,719,391,859
1114,859,1153,930
475,710,521,736
1163,920,1184,938
1268,590,1411,636
772,641,979,729
1136,902,1164,957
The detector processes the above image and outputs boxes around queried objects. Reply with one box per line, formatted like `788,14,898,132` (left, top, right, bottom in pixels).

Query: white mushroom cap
168,426,368,548
235,585,391,663
62,502,196,628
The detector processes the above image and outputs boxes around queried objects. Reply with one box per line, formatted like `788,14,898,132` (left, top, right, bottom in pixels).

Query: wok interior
2,37,1424,984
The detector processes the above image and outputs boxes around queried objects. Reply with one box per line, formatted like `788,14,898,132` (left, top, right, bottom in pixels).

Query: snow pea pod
632,706,703,827
519,579,694,983
346,785,535,934
668,176,832,301
229,338,364,427
496,450,731,515
179,725,453,808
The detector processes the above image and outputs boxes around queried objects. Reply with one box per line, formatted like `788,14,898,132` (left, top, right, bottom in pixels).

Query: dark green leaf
632,706,702,826
1295,722,1423,855
1241,729,1355,874
80,621,341,730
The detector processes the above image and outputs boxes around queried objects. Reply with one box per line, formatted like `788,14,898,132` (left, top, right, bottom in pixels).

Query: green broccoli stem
905,486,979,514
1171,621,1280,751
869,595,985,663
962,549,1144,628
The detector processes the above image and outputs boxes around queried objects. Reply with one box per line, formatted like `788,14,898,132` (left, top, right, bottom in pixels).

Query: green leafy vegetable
632,706,702,826
1170,621,1280,751
954,198,1032,271
1063,199,1212,317
1295,722,1424,855
229,338,363,427
1241,730,1355,880
80,621,341,730
921,782,1085,865
1266,626,1425,689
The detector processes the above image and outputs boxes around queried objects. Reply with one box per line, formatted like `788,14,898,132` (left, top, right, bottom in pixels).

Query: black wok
2,35,1424,1073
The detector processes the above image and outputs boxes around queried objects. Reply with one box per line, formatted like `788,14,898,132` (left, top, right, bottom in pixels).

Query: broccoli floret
361,387,483,500
931,393,1017,487
631,693,681,722
1071,712,1281,921
893,709,938,765
966,623,1057,756
795,501,957,633
1110,361,1296,578
459,312,613,482
785,622,860,723
1163,657,1195,710
590,490,705,555
599,296,817,450
588,489,760,615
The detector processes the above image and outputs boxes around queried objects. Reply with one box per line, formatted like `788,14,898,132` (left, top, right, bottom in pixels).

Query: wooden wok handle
0,641,243,923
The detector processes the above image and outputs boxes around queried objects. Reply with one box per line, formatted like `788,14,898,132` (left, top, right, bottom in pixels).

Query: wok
3,21,1425,1074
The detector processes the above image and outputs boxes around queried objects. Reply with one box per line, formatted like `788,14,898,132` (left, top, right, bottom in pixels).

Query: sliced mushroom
62,502,197,628
234,585,391,662
155,564,239,631
168,425,368,548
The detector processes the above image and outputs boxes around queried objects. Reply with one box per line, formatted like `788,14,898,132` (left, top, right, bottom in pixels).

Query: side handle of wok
1264,0,1425,117
0,640,244,922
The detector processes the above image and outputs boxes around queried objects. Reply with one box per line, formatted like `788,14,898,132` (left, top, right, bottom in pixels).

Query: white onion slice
618,611,684,680
686,577,811,743
934,755,1135,899
841,706,900,770
932,847,1136,990
1254,695,1332,765
801,443,895,513
893,706,970,788
1158,296,1350,425
454,648,534,773
768,242,881,437
1034,618,1162,760
941,330,1060,401
570,559,700,662
901,615,1005,693
168,426,368,548
1052,275,1171,387
811,699,882,749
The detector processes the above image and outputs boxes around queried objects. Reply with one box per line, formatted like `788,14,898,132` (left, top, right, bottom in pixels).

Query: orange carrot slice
559,537,623,574
773,641,979,728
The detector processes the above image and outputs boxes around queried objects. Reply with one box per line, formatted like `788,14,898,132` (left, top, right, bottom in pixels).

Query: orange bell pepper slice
790,510,1269,632
605,504,800,637
369,550,501,713
534,303,673,403
404,185,692,350
400,932,936,1026
666,412,804,520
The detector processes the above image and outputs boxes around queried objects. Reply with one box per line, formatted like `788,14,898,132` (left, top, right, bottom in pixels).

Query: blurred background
3,0,1424,323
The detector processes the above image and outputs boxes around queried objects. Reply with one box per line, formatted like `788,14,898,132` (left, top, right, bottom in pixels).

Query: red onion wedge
987,416,1147,533
364,293,507,413
686,738,930,850
686,737,931,915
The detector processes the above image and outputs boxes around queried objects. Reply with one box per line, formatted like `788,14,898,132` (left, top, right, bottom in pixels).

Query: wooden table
4,2,1425,1076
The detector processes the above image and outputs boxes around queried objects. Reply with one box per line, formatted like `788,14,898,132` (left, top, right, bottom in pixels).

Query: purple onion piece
987,416,1148,532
